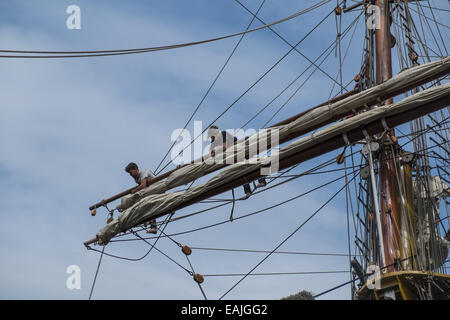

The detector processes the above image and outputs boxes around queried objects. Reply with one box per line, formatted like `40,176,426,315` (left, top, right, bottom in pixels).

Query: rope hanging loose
88,245,105,300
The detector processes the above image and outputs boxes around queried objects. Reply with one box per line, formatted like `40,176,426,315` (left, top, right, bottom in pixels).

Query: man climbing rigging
207,125,266,199
125,162,158,234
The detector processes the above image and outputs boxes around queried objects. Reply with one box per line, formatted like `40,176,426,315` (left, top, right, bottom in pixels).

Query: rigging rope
218,172,358,300
184,254,208,300
110,170,352,242
110,123,449,246
153,0,267,174
413,1,448,55
189,246,362,257
0,0,332,58
233,0,349,92
87,213,184,265
412,3,450,12
154,1,339,175
327,4,360,100
110,152,361,242
313,255,416,298
262,9,363,127
88,246,105,300
203,270,349,277
132,230,193,275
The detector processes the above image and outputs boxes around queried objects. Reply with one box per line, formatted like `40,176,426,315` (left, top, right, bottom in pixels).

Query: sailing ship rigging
80,0,449,299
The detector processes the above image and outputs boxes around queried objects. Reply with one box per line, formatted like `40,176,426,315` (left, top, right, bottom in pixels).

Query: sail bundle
86,80,450,246
115,56,450,212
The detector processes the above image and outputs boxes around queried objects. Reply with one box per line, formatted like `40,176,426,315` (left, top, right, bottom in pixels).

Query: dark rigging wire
154,1,339,175
153,0,267,174
233,0,349,93
88,246,105,300
189,246,362,257
218,171,358,300
203,270,349,277
239,10,363,131
0,0,331,58
115,166,358,243
110,152,361,242
313,256,416,298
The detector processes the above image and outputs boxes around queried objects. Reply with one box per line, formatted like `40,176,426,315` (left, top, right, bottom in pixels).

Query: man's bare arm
131,179,147,194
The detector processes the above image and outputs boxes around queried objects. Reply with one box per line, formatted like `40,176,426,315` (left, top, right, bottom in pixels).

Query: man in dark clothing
207,125,266,198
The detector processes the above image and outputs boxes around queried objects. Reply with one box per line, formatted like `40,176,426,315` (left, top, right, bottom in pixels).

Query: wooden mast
375,0,402,273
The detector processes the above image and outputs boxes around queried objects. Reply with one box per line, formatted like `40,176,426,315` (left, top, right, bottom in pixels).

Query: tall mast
375,0,393,92
374,0,402,273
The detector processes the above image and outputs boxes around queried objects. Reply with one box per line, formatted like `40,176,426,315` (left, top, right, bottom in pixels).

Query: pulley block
182,245,192,256
193,273,204,284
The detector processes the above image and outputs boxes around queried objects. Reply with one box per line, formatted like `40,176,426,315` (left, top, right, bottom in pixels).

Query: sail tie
381,117,390,131
230,189,236,222
342,132,350,146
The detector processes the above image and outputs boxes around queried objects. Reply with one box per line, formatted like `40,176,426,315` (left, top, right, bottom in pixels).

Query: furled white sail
116,56,450,212
85,82,450,246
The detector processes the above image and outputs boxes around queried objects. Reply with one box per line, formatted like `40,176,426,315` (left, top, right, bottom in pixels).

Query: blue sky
0,0,448,300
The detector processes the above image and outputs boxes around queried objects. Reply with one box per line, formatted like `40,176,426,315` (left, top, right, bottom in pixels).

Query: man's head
207,125,220,142
125,162,139,178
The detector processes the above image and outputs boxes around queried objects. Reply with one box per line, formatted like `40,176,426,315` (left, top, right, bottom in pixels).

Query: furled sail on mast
85,81,450,246
112,57,450,212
